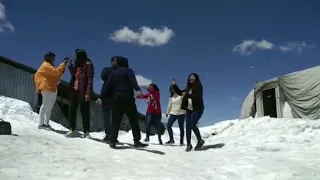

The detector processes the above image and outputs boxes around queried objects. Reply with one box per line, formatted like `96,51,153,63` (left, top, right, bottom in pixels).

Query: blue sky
0,0,319,126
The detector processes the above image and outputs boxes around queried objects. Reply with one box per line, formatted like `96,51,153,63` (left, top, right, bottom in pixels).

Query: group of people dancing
34,49,205,152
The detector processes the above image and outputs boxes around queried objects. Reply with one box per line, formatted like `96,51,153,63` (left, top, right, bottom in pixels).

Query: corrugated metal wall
50,102,70,128
0,61,38,111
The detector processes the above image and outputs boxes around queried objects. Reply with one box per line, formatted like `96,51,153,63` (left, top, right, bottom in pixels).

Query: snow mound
1,96,320,180
205,116,320,152
0,95,69,131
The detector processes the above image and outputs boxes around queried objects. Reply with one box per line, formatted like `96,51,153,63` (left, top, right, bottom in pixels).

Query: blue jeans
102,98,113,136
167,114,185,141
145,113,162,139
186,110,203,145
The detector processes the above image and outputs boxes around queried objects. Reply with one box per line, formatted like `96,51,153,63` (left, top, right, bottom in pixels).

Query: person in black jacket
172,73,205,152
96,56,120,142
103,57,148,148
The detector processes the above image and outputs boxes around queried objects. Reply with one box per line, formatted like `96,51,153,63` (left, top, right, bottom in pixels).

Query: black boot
185,144,193,152
103,135,111,143
158,135,163,145
134,141,148,148
109,142,116,149
180,139,184,146
165,139,175,144
158,138,163,145
194,140,205,151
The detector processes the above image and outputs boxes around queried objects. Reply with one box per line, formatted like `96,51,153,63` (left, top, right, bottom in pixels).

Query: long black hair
74,49,88,67
149,83,160,92
186,73,201,90
169,84,180,97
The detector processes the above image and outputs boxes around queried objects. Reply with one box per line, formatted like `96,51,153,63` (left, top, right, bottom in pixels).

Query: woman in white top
165,85,186,145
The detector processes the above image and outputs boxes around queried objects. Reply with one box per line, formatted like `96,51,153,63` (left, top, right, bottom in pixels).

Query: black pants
102,98,113,136
167,114,185,141
111,93,141,143
145,113,162,139
68,90,90,133
186,110,203,145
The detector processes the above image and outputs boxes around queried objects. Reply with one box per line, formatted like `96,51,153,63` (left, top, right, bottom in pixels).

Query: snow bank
0,95,69,132
205,116,320,152
1,96,320,180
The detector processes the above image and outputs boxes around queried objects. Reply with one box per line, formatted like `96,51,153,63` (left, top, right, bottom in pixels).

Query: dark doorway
262,88,277,118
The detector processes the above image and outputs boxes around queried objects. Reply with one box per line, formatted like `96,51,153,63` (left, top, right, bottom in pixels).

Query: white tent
240,65,320,120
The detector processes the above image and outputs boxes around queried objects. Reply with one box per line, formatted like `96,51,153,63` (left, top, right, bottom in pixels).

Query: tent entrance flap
262,88,277,118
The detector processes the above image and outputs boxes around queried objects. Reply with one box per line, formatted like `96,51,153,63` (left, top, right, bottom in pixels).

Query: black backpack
0,119,12,135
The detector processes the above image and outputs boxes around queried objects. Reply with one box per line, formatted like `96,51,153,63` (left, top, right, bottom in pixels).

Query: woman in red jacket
65,49,94,139
136,84,163,144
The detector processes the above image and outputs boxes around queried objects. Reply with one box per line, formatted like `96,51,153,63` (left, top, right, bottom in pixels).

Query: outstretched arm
38,62,66,77
127,68,141,92
136,93,149,99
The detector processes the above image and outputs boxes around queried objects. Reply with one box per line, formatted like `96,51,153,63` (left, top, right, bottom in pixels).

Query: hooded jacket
102,56,140,97
100,56,128,98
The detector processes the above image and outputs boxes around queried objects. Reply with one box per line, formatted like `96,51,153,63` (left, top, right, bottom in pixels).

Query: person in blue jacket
101,57,148,149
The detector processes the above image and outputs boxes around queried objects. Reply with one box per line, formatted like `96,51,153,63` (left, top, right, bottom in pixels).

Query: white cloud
279,42,316,54
0,21,14,32
136,75,152,88
110,26,175,47
233,39,315,55
232,39,275,55
249,66,255,69
0,3,14,33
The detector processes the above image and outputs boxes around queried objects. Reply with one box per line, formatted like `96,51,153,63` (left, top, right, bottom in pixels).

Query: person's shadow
123,143,166,155
90,138,165,155
0,134,19,136
196,143,225,151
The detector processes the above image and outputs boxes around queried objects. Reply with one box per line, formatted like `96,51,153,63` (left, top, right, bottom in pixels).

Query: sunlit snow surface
0,96,320,180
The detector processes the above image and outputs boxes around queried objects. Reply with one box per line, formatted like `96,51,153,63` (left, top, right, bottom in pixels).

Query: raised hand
172,79,176,85
63,57,70,64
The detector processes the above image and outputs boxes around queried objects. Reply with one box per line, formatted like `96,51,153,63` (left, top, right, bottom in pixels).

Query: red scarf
73,67,82,90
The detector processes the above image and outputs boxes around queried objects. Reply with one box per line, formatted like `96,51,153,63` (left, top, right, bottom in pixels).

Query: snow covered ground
1,96,320,180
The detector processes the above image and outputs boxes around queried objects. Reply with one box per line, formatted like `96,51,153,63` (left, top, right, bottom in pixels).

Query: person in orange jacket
34,52,69,130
